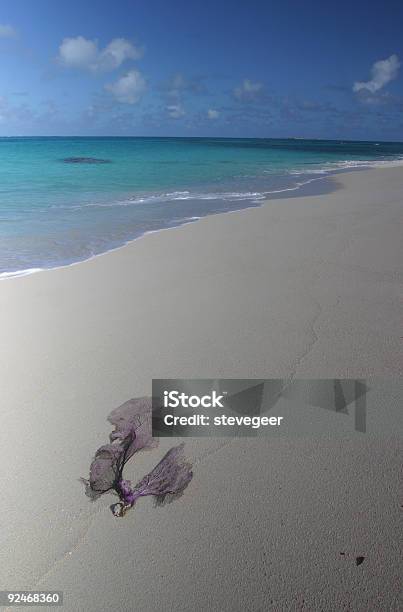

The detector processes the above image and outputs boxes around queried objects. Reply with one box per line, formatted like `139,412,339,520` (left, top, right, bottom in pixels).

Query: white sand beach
0,166,402,611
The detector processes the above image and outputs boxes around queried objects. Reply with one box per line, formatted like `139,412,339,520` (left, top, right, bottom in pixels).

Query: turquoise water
1,136,403,276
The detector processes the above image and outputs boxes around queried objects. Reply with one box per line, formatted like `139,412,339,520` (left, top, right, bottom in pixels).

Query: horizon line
1,135,403,144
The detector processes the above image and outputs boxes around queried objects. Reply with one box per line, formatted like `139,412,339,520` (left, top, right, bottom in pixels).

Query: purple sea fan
81,397,193,517
112,443,193,517
81,442,128,500
81,397,156,501
107,397,157,459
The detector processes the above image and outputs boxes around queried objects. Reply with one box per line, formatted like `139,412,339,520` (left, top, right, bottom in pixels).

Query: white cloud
58,36,98,69
207,109,219,119
353,55,400,93
105,70,146,103
234,79,263,101
0,24,17,38
58,36,142,72
162,73,205,101
166,104,185,118
99,38,142,71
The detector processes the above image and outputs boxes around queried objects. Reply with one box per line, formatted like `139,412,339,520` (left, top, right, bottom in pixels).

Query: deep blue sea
1,136,403,277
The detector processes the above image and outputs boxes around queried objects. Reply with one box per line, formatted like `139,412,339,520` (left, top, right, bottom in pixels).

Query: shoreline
0,173,335,280
0,164,401,377
1,159,402,280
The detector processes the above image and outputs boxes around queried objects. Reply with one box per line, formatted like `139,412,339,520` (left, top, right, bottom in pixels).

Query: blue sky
1,0,403,139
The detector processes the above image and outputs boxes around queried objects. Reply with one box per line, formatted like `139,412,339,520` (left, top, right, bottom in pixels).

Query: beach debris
81,397,193,517
111,443,193,517
355,556,365,566
61,157,111,164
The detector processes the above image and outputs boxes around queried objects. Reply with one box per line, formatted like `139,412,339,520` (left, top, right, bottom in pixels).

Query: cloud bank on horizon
0,1,403,139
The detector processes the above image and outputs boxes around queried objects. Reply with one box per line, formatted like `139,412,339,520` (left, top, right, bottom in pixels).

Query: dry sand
0,166,402,611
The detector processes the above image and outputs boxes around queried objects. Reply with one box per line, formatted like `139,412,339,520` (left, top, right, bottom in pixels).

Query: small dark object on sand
81,397,193,517
62,157,111,164
356,556,365,566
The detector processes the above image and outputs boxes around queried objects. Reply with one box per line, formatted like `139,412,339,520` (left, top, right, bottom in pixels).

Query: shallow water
0,136,402,276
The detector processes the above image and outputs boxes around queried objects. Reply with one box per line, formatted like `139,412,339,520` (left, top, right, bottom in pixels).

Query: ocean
1,136,403,277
